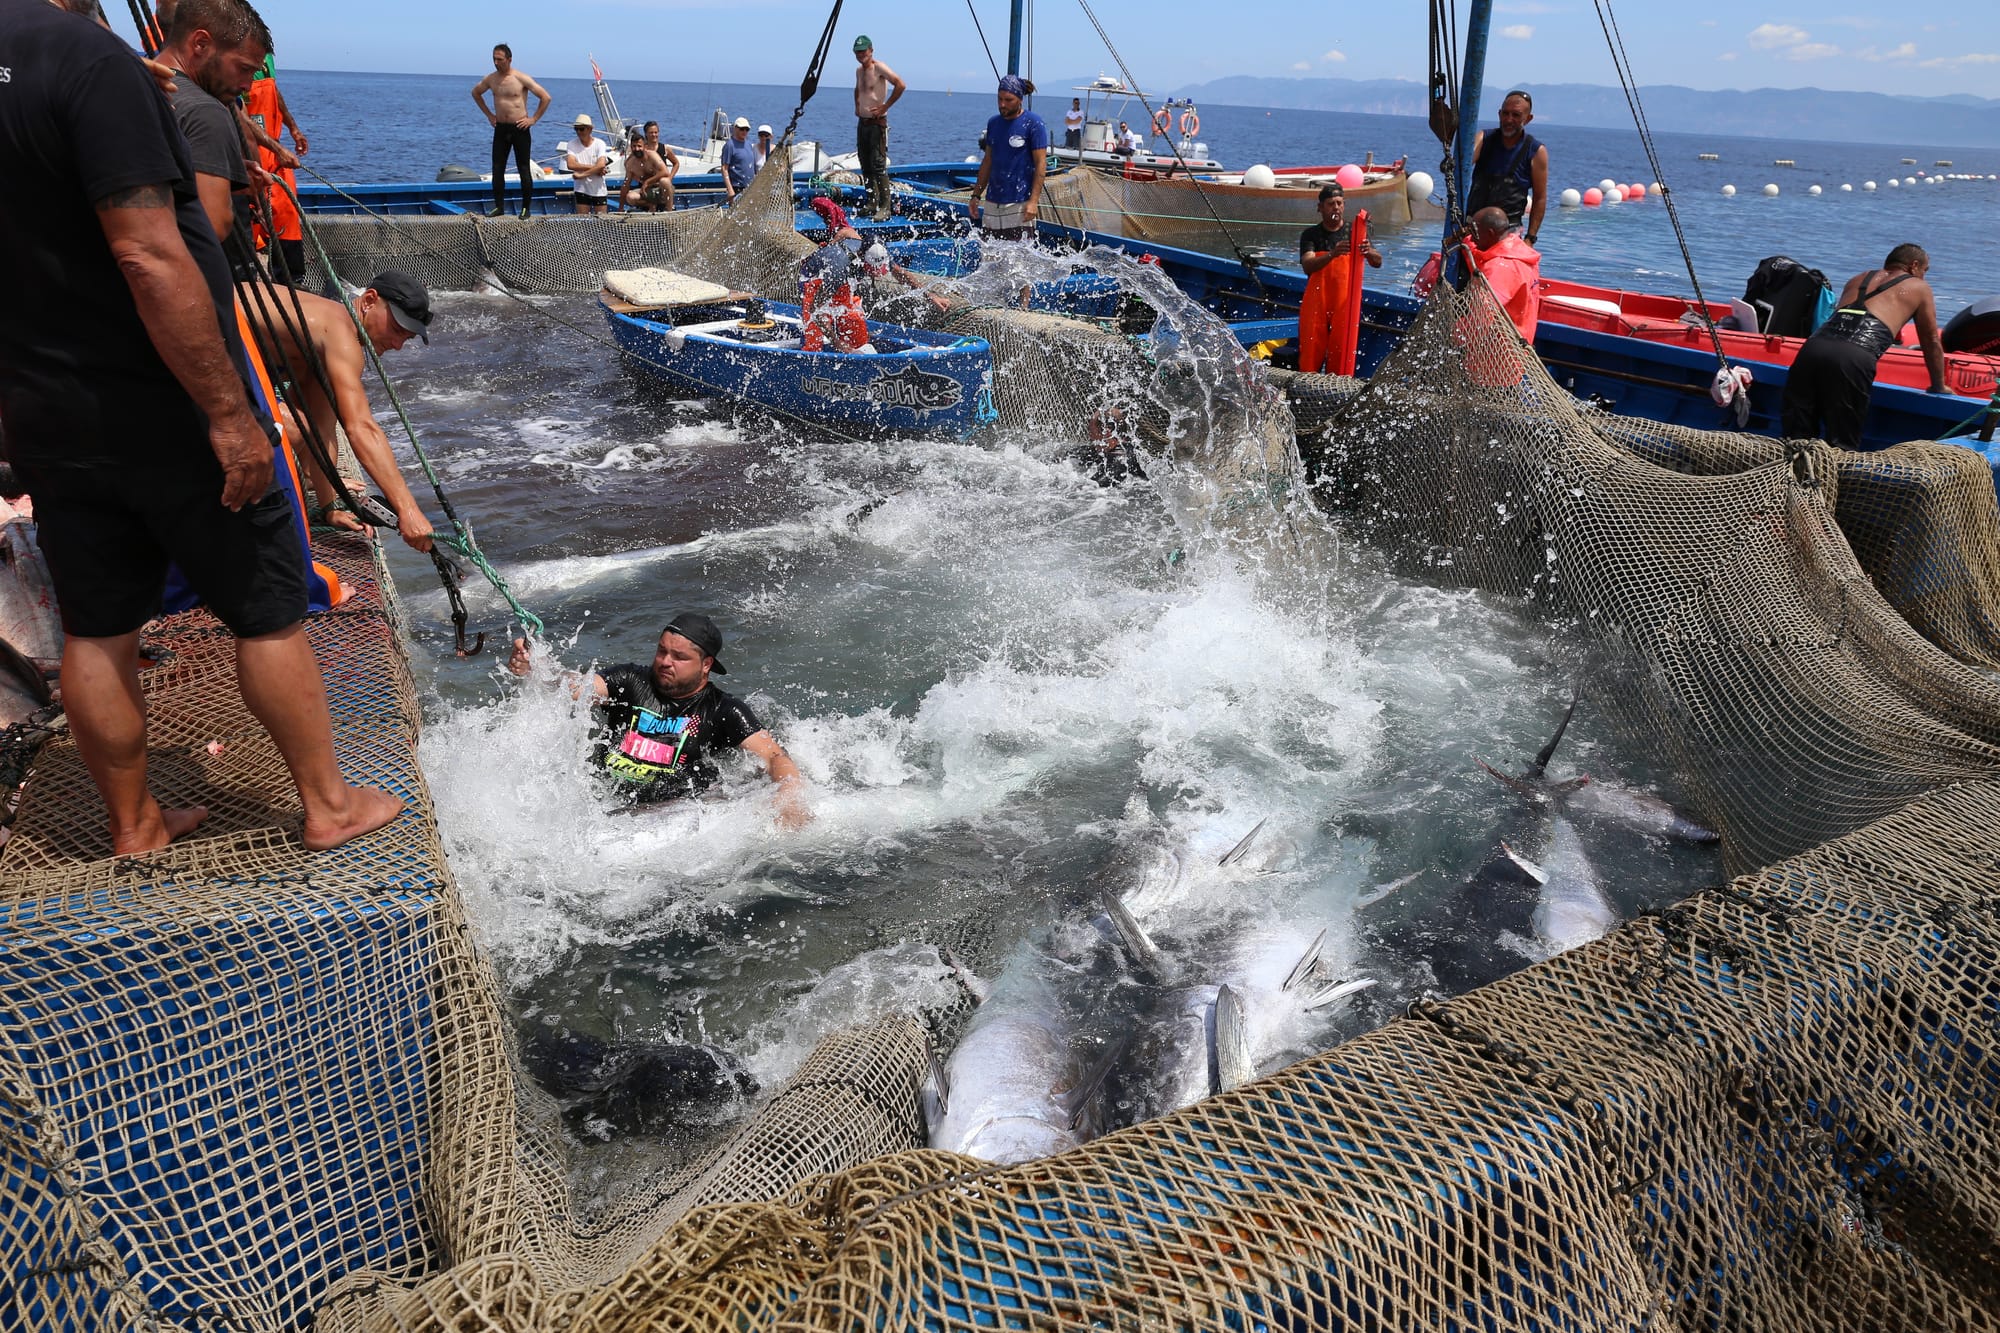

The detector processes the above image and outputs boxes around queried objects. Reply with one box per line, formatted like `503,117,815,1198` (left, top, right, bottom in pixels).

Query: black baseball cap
369,270,433,344
663,612,727,673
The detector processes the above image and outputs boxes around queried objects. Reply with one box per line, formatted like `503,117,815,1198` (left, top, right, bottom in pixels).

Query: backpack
1740,255,1833,338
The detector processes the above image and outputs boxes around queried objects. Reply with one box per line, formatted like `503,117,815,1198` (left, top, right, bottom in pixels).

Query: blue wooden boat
601,291,996,439
886,237,1124,318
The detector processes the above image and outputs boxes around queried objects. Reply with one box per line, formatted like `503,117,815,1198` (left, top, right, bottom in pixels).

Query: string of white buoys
1555,165,1995,205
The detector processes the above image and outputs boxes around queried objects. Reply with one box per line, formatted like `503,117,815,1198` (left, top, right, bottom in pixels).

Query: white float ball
1762,183,1779,196
1863,180,1876,190
1840,183,1852,192
1887,178,1899,188
1242,164,1277,190
1652,182,1662,194
1599,178,1618,194
1905,176,1916,185
1808,184,1822,196
1603,189,1622,205
1721,184,1736,196
1405,170,1434,201
1559,187,1582,207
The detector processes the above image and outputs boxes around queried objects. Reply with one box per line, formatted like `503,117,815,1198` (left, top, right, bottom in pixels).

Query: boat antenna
1591,0,1742,408
1070,0,1267,292
964,1,1003,81
778,0,845,144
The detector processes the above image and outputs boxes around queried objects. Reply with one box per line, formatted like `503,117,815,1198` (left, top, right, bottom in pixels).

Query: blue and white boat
600,271,996,438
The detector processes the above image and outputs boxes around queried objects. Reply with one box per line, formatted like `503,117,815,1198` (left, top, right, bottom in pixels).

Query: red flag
590,56,605,83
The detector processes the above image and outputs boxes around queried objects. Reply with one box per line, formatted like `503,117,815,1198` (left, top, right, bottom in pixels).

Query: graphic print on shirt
603,705,700,784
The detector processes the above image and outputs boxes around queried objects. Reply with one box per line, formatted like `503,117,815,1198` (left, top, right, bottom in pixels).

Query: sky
272,1,2000,102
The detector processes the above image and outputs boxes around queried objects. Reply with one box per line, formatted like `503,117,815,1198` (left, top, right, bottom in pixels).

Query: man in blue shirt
970,75,1047,241
719,116,758,202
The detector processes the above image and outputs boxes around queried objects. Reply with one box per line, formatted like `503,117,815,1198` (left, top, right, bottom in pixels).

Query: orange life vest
800,278,870,353
243,73,302,244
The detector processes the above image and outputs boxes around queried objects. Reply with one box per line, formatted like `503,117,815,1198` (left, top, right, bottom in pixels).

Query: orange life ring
1151,107,1170,136
1180,110,1200,138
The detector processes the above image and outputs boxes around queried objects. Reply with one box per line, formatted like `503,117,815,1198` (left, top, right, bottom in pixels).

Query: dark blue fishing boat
601,289,996,439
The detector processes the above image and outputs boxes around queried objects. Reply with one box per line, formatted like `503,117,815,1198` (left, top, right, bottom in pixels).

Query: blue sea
284,68,2000,314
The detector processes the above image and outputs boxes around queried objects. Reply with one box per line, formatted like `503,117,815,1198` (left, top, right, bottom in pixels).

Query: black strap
1855,271,1912,304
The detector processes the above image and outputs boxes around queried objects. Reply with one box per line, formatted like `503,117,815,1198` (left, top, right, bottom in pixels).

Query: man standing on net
471,42,549,218
852,35,904,222
0,0,403,854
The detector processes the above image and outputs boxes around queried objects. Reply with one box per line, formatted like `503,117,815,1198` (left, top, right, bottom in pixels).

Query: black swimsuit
1780,271,1912,449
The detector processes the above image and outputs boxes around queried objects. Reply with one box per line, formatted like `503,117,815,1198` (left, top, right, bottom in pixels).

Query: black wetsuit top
1812,272,1911,359
1465,130,1541,226
593,668,763,804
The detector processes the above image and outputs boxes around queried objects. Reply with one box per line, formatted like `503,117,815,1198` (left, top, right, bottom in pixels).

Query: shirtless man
620,130,676,212
1781,243,1948,449
852,35,905,222
470,43,549,218
244,272,439,553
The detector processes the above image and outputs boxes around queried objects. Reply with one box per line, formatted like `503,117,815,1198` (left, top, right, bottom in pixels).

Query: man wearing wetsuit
1781,244,1947,449
1466,91,1548,248
508,613,809,828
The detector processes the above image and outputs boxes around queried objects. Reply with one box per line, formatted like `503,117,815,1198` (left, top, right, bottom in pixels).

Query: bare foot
302,785,404,852
111,804,210,856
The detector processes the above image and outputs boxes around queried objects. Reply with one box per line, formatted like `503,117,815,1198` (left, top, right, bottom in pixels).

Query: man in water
242,271,439,553
852,35,905,222
1296,183,1382,374
1781,244,1947,449
470,43,549,218
970,76,1047,241
719,116,758,203
507,613,810,829
1466,90,1548,248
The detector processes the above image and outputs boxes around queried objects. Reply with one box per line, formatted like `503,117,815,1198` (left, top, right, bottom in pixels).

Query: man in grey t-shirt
157,0,273,242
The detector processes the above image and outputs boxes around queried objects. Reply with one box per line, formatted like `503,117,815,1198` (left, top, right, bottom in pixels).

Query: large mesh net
8,204,2000,1330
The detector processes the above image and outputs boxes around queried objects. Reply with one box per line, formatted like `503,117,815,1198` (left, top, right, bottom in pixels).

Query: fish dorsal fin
1476,758,1546,800
1099,886,1165,979
1217,817,1269,868
1498,842,1550,885
1061,1035,1129,1131
1211,984,1252,1094
1281,928,1328,993
1528,690,1582,778
1354,871,1419,911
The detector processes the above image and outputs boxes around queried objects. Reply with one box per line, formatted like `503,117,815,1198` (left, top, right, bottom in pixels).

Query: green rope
1938,383,2000,442
283,177,545,637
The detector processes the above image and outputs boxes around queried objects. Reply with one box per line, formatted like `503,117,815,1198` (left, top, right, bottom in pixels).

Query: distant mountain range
1156,77,2000,150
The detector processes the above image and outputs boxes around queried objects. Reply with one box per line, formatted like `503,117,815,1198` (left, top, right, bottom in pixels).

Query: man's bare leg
234,622,403,850
62,631,209,854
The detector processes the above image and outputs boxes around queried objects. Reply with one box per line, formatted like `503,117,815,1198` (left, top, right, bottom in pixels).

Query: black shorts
24,454,307,640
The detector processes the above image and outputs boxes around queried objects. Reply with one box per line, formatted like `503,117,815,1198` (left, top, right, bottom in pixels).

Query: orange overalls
243,67,302,260
800,277,870,352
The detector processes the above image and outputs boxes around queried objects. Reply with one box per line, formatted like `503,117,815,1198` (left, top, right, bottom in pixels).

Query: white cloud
1322,49,1348,62
1747,22,1809,49
1293,61,1312,71
1718,50,1739,61
1918,51,2000,68
1856,42,1918,61
1781,42,1841,60
1500,24,1535,39
1819,15,1882,29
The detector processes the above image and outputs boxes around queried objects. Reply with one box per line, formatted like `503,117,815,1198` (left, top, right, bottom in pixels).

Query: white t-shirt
569,136,610,197
1119,128,1143,154
1064,107,1083,131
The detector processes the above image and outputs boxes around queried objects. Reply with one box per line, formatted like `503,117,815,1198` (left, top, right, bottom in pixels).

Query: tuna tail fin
1281,928,1328,993
1303,976,1378,1012
1528,689,1582,779
1061,1034,1129,1133
1498,842,1550,885
1217,817,1269,867
1476,758,1546,800
1100,886,1165,980
923,1035,951,1124
1211,984,1254,1093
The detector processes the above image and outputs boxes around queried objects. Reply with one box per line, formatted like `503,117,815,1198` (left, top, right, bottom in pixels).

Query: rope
1428,0,1464,238
1938,383,2000,441
964,1,1003,81
1591,0,1729,372
1070,0,1268,292
285,178,546,638
778,0,844,146
120,0,160,56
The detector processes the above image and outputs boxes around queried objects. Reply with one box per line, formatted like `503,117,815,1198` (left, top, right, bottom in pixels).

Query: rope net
3,225,2000,1329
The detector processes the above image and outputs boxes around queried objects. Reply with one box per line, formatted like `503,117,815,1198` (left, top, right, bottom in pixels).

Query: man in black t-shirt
509,612,810,828
157,0,272,242
0,0,404,856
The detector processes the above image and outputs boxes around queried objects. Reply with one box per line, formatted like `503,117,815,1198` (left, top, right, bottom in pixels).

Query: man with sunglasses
508,613,810,829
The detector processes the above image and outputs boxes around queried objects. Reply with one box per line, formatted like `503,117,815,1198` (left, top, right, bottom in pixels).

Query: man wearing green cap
852,35,905,222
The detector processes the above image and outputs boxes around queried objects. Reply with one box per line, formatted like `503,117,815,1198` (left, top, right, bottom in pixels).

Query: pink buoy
1334,163,1365,190
1582,187,1603,206
1629,182,1647,199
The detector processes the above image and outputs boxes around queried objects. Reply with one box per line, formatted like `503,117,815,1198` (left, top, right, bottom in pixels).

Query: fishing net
8,207,2000,1331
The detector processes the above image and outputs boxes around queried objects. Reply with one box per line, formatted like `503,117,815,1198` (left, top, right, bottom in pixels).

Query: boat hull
602,298,995,440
